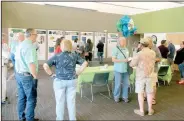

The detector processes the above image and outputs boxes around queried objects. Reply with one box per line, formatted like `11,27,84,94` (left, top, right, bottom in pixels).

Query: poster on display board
144,33,166,47
94,32,106,58
107,33,119,58
64,31,79,41
80,32,94,45
36,29,47,60
48,30,64,59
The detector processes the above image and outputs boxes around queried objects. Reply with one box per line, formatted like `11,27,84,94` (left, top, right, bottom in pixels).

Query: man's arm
29,63,37,79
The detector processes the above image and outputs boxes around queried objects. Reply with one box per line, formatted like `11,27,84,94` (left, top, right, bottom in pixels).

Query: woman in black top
96,40,104,64
85,39,93,61
174,41,184,84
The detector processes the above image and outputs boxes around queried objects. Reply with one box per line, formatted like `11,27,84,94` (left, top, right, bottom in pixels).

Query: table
77,66,114,92
129,65,172,85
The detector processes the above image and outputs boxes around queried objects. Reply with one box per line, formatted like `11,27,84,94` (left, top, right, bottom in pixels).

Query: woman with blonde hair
43,39,88,120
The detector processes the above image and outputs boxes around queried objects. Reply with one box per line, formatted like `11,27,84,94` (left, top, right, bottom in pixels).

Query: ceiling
22,2,184,15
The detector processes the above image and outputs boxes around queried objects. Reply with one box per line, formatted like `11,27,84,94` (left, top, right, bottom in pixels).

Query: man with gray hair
2,33,10,104
15,28,39,121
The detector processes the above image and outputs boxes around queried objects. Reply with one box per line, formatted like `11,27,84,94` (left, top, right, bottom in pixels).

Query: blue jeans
178,63,184,79
53,78,77,120
10,53,15,70
113,71,129,100
16,73,37,121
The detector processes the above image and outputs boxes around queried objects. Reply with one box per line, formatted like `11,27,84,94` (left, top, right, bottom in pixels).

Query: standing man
15,28,38,121
167,40,176,72
96,40,104,64
158,40,169,59
2,33,10,104
112,37,130,103
130,38,156,116
147,37,161,105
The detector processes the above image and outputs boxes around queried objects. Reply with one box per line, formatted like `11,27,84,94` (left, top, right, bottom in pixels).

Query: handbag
116,46,132,74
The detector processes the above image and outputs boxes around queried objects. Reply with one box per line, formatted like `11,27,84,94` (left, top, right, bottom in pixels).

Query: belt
17,72,32,76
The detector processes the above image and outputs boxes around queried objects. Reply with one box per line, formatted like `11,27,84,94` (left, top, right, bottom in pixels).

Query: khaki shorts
135,77,155,94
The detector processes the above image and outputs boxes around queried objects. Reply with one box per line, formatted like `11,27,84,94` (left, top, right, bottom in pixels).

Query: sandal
152,99,156,105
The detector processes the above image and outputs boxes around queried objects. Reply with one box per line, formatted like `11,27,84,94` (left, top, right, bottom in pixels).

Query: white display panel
80,32,94,53
36,29,47,60
107,33,119,58
94,32,106,58
64,31,79,41
144,33,166,47
48,30,64,59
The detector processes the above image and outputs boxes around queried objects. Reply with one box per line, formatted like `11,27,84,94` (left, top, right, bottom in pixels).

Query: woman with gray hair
43,39,88,120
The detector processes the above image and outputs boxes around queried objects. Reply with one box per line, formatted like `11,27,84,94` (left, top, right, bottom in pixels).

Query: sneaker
114,98,120,103
148,109,154,115
134,109,145,116
122,98,130,103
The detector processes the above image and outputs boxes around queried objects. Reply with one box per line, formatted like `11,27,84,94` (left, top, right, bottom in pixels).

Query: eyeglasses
31,33,38,36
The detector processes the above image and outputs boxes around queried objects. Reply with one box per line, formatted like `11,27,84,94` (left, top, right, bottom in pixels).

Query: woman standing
175,41,184,84
54,37,64,54
85,39,93,61
112,37,130,103
43,39,88,120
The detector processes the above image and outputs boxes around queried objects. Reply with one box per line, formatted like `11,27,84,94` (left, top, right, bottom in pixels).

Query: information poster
36,29,47,60
64,31,79,41
48,30,64,59
107,33,119,58
80,32,94,53
94,32,106,58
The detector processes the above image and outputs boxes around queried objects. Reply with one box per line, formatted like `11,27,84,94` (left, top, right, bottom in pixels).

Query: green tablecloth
77,66,114,92
129,65,172,84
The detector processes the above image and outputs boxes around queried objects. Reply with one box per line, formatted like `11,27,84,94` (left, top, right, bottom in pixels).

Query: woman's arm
43,63,53,76
76,61,88,75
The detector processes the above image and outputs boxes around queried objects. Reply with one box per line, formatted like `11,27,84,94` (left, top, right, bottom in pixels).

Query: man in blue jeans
15,29,38,121
178,62,184,84
112,37,130,103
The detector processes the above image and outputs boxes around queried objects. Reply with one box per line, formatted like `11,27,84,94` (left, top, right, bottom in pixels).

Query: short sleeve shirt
112,46,129,73
46,51,85,80
15,40,38,73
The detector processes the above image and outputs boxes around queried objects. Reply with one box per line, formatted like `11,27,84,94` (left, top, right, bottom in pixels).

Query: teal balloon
116,20,122,32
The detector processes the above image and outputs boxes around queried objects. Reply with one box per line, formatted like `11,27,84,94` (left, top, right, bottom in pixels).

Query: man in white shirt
2,33,10,104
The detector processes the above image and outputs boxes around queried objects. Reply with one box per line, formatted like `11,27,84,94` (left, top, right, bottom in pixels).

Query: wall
132,6,184,33
2,2,122,32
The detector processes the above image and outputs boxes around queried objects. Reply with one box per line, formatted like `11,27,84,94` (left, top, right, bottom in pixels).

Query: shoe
34,118,39,121
122,98,130,103
179,81,184,85
1,101,6,104
148,109,154,115
114,98,120,103
152,99,156,105
134,109,145,116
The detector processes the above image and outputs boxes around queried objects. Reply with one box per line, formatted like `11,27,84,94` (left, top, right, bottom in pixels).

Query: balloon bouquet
116,15,137,38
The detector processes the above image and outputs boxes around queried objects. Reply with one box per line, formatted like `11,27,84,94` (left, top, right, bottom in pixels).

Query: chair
80,72,111,102
158,65,169,85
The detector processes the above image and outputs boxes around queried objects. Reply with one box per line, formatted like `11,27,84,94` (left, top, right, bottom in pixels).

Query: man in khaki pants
2,33,10,104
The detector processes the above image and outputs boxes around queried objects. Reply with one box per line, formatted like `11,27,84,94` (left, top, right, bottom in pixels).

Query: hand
122,59,129,62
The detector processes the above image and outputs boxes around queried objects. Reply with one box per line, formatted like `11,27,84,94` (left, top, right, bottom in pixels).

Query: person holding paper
130,38,156,116
112,37,130,103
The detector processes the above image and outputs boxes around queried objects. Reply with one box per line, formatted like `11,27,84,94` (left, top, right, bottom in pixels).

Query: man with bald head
167,40,176,65
112,37,130,103
10,32,25,70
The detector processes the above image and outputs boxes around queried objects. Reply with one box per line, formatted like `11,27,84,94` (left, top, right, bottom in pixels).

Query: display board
64,31,79,41
36,29,47,60
80,32,94,45
107,33,119,58
94,32,106,58
48,30,64,59
166,33,184,50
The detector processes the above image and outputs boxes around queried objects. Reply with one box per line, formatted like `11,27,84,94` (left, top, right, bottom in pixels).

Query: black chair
80,72,111,102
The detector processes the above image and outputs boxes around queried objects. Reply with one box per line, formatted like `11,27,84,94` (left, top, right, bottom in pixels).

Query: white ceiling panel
22,2,184,15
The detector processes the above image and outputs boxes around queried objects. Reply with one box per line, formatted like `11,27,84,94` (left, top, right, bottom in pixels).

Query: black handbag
116,46,132,74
